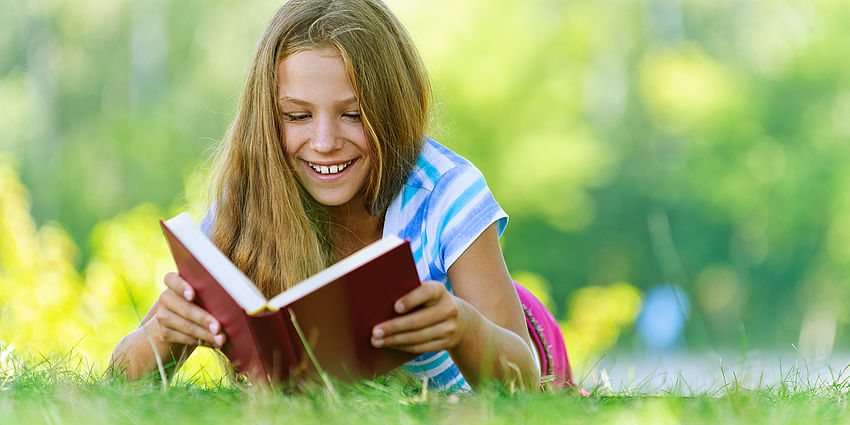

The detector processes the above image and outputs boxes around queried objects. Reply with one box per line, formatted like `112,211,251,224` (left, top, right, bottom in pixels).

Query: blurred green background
2,0,849,380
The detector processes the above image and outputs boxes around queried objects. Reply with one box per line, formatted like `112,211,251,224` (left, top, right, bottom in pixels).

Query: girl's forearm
110,323,190,381
448,299,541,390
111,327,158,380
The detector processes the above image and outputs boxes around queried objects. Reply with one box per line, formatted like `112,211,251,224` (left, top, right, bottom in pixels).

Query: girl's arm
371,222,540,390
110,273,226,380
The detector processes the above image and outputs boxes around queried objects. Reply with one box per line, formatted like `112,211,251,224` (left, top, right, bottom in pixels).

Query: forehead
277,47,354,96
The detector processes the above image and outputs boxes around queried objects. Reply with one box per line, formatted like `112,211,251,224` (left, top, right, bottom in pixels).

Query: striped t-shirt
382,138,507,392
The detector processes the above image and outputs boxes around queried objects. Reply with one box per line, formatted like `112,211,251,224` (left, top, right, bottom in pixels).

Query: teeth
308,160,352,175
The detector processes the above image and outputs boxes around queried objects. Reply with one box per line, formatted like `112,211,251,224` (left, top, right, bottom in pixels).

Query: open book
160,213,420,384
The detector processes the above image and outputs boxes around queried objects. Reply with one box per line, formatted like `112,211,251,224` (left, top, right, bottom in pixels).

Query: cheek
344,124,369,152
280,132,301,173
280,126,302,155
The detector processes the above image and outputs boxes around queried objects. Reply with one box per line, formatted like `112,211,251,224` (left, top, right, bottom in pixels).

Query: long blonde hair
208,0,431,297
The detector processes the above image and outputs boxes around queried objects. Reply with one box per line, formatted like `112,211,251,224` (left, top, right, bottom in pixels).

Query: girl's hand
370,281,471,353
141,272,226,348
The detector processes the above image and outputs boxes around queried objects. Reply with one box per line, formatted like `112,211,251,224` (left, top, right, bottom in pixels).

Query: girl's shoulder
396,138,506,235
394,138,506,273
406,138,485,194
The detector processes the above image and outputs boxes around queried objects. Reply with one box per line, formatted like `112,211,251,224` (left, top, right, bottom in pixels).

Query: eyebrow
278,96,358,107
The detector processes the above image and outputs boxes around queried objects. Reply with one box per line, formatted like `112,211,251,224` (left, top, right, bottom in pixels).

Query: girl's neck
328,202,385,261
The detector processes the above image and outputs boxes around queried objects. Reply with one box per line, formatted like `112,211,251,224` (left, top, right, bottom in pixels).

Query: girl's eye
343,112,361,122
282,113,310,122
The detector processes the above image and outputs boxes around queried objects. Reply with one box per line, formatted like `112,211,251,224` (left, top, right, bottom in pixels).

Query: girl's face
277,46,371,210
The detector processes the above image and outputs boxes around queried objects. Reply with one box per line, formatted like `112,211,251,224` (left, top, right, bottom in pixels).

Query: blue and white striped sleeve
426,163,508,275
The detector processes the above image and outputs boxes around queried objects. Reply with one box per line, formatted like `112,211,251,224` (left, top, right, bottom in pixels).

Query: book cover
160,213,420,384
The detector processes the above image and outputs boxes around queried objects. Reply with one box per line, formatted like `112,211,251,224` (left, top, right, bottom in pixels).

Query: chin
317,199,347,207
310,193,356,208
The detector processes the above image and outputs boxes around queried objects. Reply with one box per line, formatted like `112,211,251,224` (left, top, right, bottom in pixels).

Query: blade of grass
288,308,337,401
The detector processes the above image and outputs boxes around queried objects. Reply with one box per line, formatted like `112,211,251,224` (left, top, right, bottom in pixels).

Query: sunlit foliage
0,158,225,383
0,155,86,357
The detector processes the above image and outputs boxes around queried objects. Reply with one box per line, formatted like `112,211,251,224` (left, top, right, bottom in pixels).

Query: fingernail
209,322,219,334
372,338,383,347
394,301,404,313
214,334,224,347
183,289,192,300
373,328,383,338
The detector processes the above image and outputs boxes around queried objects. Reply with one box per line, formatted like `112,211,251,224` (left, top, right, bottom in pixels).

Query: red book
159,213,420,384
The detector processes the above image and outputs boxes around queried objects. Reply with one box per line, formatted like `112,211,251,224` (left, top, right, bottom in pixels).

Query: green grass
3,352,850,425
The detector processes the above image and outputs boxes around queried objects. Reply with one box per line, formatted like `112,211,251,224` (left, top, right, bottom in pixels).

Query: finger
373,320,456,348
197,333,228,348
158,326,205,347
394,281,444,314
157,309,220,346
159,293,220,339
164,272,194,301
147,313,198,346
161,288,220,333
374,298,457,337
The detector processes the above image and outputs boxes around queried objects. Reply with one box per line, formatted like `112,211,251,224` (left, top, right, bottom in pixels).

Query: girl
112,0,572,392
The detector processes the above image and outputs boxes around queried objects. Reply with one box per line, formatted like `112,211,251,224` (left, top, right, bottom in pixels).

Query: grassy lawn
3,355,850,425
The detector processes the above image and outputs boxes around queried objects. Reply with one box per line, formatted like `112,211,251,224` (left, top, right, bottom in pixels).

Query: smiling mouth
307,160,354,175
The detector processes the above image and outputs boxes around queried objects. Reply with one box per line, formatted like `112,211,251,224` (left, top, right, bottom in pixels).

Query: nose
310,115,343,153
